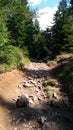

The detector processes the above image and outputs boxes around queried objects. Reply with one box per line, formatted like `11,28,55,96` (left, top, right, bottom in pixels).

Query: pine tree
0,0,9,47
7,0,34,47
51,0,70,55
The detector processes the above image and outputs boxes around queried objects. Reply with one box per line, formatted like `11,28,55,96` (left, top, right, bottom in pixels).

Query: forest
0,0,73,100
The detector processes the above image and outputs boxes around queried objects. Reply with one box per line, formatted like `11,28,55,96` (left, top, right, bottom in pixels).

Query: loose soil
0,61,73,130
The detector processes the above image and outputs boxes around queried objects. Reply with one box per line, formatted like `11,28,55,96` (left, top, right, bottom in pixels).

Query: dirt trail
0,62,73,130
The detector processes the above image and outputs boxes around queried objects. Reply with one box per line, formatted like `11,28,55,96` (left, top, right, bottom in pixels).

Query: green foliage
42,28,52,55
0,18,9,47
62,16,73,52
46,86,50,91
42,0,73,58
51,0,68,54
53,58,73,101
47,91,51,98
47,61,53,66
0,0,73,76
0,0,50,64
7,0,34,48
43,79,58,87
0,45,28,70
32,32,49,59
42,81,51,98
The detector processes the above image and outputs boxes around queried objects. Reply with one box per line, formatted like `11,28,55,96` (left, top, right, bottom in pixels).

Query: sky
28,0,61,30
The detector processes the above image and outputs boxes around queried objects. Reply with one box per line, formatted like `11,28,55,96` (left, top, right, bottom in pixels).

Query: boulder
38,116,46,125
16,94,29,108
23,82,34,88
18,81,35,88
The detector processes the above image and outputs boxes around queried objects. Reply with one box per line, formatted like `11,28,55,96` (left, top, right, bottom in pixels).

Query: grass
43,79,58,87
43,79,58,99
53,56,73,101
0,45,30,73
47,61,53,66
46,86,50,91
47,90,51,98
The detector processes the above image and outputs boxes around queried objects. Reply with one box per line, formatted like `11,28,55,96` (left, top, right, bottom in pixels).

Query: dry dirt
0,61,73,130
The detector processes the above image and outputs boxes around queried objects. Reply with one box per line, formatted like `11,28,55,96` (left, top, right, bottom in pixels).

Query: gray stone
29,99,34,104
38,117,46,125
30,80,36,85
19,81,34,88
44,95,48,98
53,92,58,99
28,77,32,80
23,82,34,88
16,94,29,108
24,94,29,98
38,96,42,101
33,96,38,102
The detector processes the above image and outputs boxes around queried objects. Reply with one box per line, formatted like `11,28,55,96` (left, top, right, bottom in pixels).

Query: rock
44,95,48,98
30,80,36,85
24,94,29,98
29,95,38,104
38,117,46,125
33,96,38,102
16,117,23,125
19,81,34,88
37,80,41,83
53,92,58,99
18,84,22,89
16,94,29,108
29,99,34,104
28,77,32,80
38,96,42,101
32,74,38,78
35,89,39,93
23,82,34,88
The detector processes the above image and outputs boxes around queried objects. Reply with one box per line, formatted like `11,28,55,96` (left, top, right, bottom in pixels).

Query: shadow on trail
0,95,73,130
22,68,51,79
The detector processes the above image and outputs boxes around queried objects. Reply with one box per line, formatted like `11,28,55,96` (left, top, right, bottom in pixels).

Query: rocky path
0,61,73,130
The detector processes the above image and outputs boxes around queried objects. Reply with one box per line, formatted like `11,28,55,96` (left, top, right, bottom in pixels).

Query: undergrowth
53,58,73,101
43,79,58,87
0,45,30,73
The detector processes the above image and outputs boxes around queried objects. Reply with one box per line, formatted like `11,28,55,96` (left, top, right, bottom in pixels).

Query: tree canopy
0,0,73,65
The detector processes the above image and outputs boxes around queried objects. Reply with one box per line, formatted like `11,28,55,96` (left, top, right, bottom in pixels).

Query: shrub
53,59,73,101
0,45,29,71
